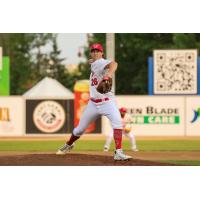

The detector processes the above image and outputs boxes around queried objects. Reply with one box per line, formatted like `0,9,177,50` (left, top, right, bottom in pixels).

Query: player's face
120,112,126,118
90,49,103,61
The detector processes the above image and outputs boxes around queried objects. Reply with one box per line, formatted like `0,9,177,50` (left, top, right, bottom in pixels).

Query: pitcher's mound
0,153,178,166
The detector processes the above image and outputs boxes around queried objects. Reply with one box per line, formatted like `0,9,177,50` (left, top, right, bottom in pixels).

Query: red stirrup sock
113,129,122,149
67,134,80,145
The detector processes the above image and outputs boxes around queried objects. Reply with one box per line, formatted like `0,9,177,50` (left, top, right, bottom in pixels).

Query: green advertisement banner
0,57,10,95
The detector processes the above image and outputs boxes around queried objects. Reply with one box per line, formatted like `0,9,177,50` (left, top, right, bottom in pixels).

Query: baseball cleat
131,148,139,152
104,146,109,152
56,143,74,155
114,149,132,161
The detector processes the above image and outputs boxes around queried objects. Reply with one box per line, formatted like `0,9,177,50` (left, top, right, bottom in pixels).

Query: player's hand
88,59,94,64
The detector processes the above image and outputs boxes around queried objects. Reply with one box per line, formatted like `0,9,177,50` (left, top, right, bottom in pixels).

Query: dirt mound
0,153,178,166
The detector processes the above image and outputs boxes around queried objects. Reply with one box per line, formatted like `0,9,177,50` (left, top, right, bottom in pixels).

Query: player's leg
100,100,122,149
72,101,99,136
127,132,138,151
56,101,99,155
104,130,113,151
100,100,132,160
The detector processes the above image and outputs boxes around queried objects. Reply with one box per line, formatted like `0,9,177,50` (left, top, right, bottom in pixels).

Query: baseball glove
96,76,112,94
124,124,132,133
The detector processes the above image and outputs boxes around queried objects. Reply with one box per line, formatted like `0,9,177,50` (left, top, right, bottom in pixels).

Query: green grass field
0,139,200,152
159,160,200,166
0,139,200,165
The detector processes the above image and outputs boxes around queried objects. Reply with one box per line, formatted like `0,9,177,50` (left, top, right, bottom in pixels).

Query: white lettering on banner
148,116,175,124
132,116,144,124
131,115,178,124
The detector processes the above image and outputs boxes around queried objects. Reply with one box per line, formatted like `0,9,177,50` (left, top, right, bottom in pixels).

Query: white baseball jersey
90,58,114,99
73,58,123,137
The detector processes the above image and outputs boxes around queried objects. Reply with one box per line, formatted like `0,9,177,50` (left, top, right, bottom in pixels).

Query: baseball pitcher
56,43,132,161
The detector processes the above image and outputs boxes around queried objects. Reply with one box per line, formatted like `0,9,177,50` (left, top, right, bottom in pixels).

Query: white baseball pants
73,99,122,136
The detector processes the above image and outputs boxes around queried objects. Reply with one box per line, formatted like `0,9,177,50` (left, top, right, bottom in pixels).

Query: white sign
33,100,66,133
102,96,185,136
153,49,198,94
0,97,25,136
186,96,200,136
0,47,2,70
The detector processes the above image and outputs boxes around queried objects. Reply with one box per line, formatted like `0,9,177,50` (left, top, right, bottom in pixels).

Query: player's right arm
104,61,118,78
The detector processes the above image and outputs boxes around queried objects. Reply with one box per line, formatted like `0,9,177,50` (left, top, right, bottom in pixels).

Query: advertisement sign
0,57,10,95
0,97,24,136
26,99,74,134
186,96,200,136
74,80,101,134
153,49,198,95
106,96,185,136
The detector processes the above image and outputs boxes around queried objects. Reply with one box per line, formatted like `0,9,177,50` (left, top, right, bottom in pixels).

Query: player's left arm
104,61,118,78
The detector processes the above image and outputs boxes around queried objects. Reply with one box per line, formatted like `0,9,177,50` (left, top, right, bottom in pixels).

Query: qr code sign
153,49,198,94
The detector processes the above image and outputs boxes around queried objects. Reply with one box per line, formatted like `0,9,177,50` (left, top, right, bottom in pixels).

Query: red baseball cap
90,43,103,52
119,107,127,113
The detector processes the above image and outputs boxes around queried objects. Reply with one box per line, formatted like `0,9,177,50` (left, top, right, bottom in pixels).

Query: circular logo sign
33,101,66,133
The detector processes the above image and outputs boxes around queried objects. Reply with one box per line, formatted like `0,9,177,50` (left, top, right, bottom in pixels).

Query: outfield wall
186,96,200,136
102,95,200,136
119,96,184,136
0,96,200,136
0,96,25,136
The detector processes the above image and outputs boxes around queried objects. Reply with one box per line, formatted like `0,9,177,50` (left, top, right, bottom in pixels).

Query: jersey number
91,78,98,86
